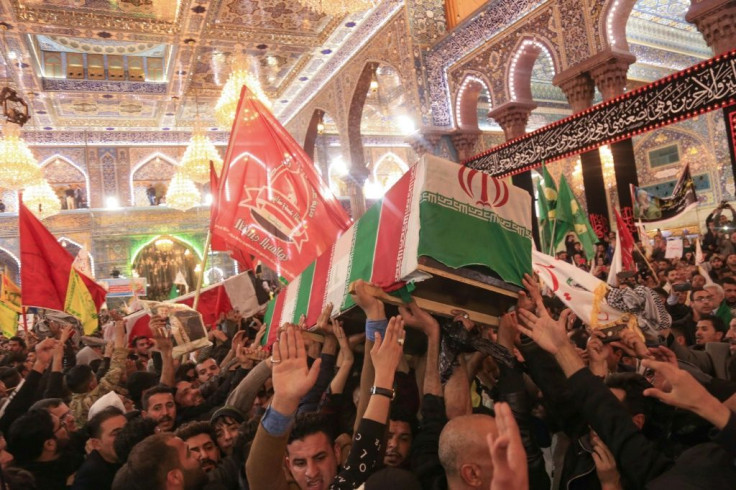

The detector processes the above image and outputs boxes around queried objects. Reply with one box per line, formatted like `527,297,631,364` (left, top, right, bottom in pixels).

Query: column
686,0,736,55
488,101,540,249
450,130,481,162
590,52,638,222
556,71,610,238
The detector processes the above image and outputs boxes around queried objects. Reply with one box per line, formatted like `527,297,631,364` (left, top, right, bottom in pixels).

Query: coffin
262,155,533,342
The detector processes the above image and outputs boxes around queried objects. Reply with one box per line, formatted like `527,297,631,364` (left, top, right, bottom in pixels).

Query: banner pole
548,219,558,256
192,230,212,311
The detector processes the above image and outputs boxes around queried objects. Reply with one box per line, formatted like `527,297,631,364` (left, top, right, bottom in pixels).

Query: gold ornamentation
165,171,201,211
215,54,271,129
23,179,61,219
0,123,43,190
299,0,376,16
179,118,223,184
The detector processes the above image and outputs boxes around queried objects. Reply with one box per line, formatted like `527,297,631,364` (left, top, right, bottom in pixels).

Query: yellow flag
0,275,22,313
0,301,18,338
64,268,100,335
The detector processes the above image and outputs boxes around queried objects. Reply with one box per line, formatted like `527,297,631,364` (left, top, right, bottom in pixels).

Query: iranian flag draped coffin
263,155,532,343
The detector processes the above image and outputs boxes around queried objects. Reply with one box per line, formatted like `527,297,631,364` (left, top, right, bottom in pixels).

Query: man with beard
112,433,208,490
142,385,177,432
383,409,414,469
175,422,221,473
6,409,83,490
72,406,127,490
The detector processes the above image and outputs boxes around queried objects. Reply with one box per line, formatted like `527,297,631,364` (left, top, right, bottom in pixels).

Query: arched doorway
131,235,201,301
130,153,178,207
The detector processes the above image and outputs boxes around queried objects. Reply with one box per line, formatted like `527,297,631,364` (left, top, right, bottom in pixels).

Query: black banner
465,50,736,177
631,165,698,222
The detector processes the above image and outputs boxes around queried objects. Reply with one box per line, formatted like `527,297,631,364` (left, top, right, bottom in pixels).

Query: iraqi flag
211,87,352,281
20,203,107,334
262,155,533,345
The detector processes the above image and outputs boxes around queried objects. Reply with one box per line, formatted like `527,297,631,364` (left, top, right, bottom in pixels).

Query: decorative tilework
41,79,168,94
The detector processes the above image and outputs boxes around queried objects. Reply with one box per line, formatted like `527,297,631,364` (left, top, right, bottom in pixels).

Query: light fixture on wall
22,178,60,219
165,171,201,211
299,0,376,17
214,50,271,129
599,145,616,188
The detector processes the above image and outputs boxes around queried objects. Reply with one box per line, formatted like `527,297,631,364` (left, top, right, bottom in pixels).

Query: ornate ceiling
0,0,388,134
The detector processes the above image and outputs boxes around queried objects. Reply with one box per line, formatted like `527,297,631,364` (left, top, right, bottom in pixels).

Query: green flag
536,164,557,253
554,174,597,259
168,283,179,299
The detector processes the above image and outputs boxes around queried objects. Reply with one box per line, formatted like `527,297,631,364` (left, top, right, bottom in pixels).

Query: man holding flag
553,174,598,261
536,164,557,254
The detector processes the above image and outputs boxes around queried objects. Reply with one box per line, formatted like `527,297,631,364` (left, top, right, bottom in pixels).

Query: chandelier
179,118,223,183
299,0,376,16
165,171,201,211
214,53,271,129
0,123,42,190
23,179,61,219
155,238,174,252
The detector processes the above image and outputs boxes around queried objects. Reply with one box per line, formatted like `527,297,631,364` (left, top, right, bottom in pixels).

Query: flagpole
548,218,558,256
192,230,212,311
633,241,658,279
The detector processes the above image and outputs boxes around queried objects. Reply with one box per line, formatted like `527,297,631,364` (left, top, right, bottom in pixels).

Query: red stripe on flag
266,290,287,346
305,250,332,326
178,285,233,328
371,167,414,289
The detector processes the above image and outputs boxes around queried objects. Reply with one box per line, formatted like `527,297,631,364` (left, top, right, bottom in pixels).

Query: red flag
19,203,107,332
211,87,352,281
210,160,254,271
177,284,232,328
614,208,636,271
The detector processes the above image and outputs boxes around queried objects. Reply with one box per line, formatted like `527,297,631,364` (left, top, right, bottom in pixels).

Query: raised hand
333,320,353,364
350,279,385,320
497,311,521,352
270,323,322,415
516,299,571,355
371,315,405,388
34,338,58,368
487,402,528,490
315,303,335,335
59,325,74,344
399,301,438,337
149,316,173,355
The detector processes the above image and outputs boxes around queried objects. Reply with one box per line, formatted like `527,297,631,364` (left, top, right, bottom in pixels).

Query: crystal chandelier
23,179,61,219
299,0,376,16
179,118,223,184
214,53,271,129
599,145,616,188
0,123,42,190
165,171,201,211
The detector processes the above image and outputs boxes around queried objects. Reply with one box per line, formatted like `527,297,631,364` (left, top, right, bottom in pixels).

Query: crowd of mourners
2,208,736,489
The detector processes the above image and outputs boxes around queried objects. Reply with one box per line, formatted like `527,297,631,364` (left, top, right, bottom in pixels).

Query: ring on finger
270,357,281,364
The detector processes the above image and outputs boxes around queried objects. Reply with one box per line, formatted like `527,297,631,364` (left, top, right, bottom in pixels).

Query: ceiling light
396,115,416,135
165,171,201,211
0,123,42,190
215,53,271,129
23,179,61,220
179,118,223,183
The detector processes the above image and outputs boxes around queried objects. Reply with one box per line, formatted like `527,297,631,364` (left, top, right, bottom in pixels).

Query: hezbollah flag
19,203,107,334
262,155,533,345
0,275,21,338
536,164,557,253
211,87,352,281
554,174,597,259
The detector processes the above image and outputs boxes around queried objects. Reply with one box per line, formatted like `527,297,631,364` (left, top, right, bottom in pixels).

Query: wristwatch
370,385,395,400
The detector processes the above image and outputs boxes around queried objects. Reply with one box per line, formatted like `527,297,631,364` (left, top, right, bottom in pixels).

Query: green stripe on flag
418,192,532,286
341,202,381,310
293,262,315,323
261,299,276,346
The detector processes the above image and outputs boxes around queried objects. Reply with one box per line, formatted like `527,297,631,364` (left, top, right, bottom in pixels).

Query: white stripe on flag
324,225,356,313
281,275,301,325
223,273,264,317
400,160,424,281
